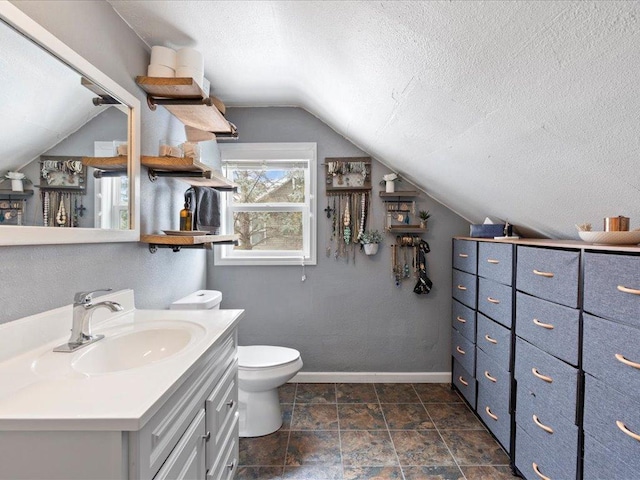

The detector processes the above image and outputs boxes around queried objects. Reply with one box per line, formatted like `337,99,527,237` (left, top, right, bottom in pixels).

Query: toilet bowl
170,291,303,438
238,345,303,437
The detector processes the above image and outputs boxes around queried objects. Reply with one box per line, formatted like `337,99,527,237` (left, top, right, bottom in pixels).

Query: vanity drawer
206,360,238,456
583,313,640,394
583,374,640,467
451,327,475,374
453,239,477,275
476,314,511,368
584,252,640,329
515,292,580,366
478,242,513,286
516,246,580,308
583,433,638,480
476,347,510,404
452,358,476,408
207,413,239,480
514,337,577,422
153,409,206,480
515,426,577,480
477,383,511,453
452,299,476,343
478,277,513,328
452,269,477,309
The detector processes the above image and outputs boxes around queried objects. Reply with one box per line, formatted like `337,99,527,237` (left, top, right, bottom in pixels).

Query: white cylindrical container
150,46,177,69
147,64,175,78
385,180,395,193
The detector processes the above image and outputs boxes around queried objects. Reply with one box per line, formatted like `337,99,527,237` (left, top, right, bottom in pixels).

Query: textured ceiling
109,0,640,238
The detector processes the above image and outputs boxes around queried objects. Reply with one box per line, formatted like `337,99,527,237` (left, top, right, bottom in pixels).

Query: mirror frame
0,1,140,245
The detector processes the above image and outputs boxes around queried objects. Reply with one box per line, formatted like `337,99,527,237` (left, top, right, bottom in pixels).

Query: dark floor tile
291,404,338,430
236,466,284,479
337,383,378,403
460,465,519,479
282,403,293,430
296,383,336,403
375,383,421,403
282,465,343,479
390,430,456,466
280,383,297,403
239,431,289,466
413,383,462,403
338,403,386,430
286,431,341,466
425,403,484,430
440,430,510,465
341,430,398,467
402,466,465,480
343,466,403,479
382,403,434,429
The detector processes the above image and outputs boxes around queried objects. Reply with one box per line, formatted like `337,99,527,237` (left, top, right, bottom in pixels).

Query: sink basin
71,322,204,375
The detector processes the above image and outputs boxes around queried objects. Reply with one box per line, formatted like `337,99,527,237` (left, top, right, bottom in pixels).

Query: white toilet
170,290,303,438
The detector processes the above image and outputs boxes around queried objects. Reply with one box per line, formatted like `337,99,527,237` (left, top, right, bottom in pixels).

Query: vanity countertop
0,289,243,431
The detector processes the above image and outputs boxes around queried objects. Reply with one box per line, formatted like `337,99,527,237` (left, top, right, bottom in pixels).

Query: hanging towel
186,187,220,234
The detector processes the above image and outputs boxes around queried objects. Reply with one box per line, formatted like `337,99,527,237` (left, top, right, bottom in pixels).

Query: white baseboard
290,371,451,383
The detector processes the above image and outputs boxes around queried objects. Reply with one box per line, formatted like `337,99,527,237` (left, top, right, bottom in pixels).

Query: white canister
150,46,177,69
11,179,23,192
147,64,175,78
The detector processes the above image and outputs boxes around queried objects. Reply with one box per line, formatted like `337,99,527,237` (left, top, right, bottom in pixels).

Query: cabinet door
206,360,238,469
153,409,206,480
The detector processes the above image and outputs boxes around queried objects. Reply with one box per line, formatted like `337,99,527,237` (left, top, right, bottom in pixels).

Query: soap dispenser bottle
179,198,193,231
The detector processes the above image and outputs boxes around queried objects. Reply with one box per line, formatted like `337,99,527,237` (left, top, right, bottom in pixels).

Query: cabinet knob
615,353,640,370
532,462,551,480
617,285,640,295
487,258,500,264
456,346,466,355
458,253,469,258
485,406,498,421
201,431,211,442
533,414,554,434
533,269,554,278
458,376,469,386
456,285,467,291
456,316,467,324
226,460,236,471
533,318,554,330
226,399,235,409
484,334,498,345
484,371,497,383
531,367,553,383
616,420,640,442
487,297,500,304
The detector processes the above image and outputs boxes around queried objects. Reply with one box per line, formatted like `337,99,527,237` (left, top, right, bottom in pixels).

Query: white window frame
214,142,317,266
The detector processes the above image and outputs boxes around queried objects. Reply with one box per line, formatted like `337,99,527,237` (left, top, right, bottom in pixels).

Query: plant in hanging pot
360,229,383,255
418,210,431,229
379,173,401,193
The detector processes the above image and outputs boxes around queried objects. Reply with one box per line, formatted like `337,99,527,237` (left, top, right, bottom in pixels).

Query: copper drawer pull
484,371,497,383
458,253,469,258
458,376,469,386
616,420,640,441
485,406,498,421
533,269,554,278
533,414,554,434
456,316,467,324
487,258,500,264
617,285,640,295
533,318,554,330
487,297,500,304
615,353,640,370
456,346,466,355
532,462,551,480
485,334,498,344
456,285,468,291
532,367,553,383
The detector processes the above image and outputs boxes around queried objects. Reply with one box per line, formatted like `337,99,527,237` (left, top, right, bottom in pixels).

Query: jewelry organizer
39,156,88,227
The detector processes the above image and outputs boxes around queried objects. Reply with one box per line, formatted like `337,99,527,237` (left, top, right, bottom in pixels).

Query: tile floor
237,383,520,479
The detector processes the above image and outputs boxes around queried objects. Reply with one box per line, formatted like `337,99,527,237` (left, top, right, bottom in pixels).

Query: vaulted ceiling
109,0,640,238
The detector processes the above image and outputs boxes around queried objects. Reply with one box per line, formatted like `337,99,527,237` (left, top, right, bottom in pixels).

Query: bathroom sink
71,322,205,375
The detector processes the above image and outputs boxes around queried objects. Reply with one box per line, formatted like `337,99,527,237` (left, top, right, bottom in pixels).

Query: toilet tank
170,290,222,310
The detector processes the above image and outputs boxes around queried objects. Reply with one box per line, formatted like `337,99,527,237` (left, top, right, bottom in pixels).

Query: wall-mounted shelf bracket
93,169,127,178
146,95,214,111
147,238,238,253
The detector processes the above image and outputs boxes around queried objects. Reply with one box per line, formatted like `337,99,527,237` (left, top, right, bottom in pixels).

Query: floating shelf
141,233,239,253
82,156,127,171
387,225,426,233
0,189,34,199
379,190,419,197
135,76,237,138
141,155,237,190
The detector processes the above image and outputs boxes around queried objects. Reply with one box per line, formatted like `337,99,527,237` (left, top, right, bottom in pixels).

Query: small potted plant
380,173,401,193
4,171,31,192
418,210,431,229
360,229,383,255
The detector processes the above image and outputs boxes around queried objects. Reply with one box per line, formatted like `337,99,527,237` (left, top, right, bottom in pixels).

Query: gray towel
186,187,220,234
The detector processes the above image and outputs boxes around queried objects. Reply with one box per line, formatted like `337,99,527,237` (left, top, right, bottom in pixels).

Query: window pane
232,168,305,204
233,211,303,251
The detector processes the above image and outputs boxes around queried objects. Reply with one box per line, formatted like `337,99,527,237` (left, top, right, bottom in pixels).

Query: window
94,141,128,229
215,143,317,266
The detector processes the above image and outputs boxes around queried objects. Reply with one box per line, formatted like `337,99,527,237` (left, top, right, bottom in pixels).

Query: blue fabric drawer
515,291,580,366
452,299,476,343
515,426,578,480
477,383,511,453
451,327,475,375
453,239,477,275
583,374,640,467
477,314,511,368
478,277,513,328
583,313,640,395
452,358,476,408
514,337,578,423
452,268,477,309
584,252,640,329
476,347,510,403
478,242,513,286
583,433,638,480
516,246,580,308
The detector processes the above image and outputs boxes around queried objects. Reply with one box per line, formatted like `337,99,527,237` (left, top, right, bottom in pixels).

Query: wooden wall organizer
325,157,371,194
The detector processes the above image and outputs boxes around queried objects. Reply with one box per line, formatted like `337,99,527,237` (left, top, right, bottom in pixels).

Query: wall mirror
0,1,139,245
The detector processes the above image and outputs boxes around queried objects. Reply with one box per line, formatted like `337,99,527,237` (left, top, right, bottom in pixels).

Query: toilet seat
238,345,300,370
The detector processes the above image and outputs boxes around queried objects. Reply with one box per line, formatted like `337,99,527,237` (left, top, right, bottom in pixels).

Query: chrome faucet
53,289,123,353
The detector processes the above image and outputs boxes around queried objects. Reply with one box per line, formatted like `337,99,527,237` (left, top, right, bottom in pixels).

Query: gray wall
209,108,470,372
0,1,207,324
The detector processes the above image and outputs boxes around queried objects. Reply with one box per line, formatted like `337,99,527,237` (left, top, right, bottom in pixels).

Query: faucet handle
74,288,113,305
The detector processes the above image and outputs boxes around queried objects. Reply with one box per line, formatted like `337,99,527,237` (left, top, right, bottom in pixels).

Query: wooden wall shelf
141,233,239,253
379,190,419,197
387,225,426,233
140,155,237,190
82,156,127,171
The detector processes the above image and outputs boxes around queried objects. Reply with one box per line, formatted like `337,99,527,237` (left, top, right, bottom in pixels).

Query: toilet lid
238,345,300,368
